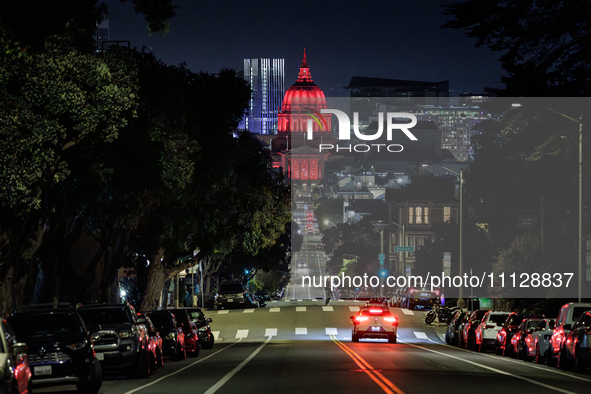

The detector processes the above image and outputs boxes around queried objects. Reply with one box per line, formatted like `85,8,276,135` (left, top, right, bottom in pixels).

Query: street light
441,165,465,306
513,103,584,302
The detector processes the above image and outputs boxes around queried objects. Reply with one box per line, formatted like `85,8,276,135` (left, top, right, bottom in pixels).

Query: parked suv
215,281,257,309
547,302,591,368
473,311,511,352
77,304,150,377
401,287,439,310
496,312,544,357
146,310,186,361
169,309,200,357
1,319,31,394
7,303,102,393
184,308,215,349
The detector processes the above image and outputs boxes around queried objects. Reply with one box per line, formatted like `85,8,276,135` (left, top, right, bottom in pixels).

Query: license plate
227,299,233,303
371,326,381,331
34,365,52,376
95,353,104,361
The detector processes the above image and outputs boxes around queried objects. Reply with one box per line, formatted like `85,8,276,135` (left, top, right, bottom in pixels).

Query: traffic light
380,269,388,277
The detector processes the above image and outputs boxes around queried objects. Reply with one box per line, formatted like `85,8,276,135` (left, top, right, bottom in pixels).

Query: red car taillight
355,316,369,323
384,316,398,326
369,309,383,314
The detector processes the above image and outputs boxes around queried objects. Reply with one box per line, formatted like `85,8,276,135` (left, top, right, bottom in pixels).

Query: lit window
416,207,422,224
408,207,414,225
444,207,451,222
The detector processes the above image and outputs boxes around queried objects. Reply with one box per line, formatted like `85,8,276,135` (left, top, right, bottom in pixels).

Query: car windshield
187,309,205,323
573,307,591,321
148,313,173,330
219,283,244,293
489,314,509,324
526,320,541,330
77,308,130,330
9,312,82,341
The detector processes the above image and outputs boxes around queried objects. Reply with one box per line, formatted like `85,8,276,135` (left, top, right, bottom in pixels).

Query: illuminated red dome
278,49,331,133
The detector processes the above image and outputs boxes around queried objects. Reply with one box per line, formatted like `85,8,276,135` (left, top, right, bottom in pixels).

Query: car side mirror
136,317,147,325
13,343,27,359
207,318,213,323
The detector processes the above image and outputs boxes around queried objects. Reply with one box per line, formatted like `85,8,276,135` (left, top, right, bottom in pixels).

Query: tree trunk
0,265,27,317
140,249,166,312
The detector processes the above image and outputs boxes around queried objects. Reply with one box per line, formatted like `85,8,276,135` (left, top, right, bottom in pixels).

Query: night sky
103,0,505,96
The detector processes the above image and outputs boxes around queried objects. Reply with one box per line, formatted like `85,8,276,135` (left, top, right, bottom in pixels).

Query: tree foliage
443,0,591,95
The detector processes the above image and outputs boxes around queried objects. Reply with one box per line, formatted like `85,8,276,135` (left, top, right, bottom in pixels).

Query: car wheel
494,341,502,355
156,348,164,368
445,331,450,344
202,334,215,350
459,333,465,348
558,347,571,370
188,342,200,358
76,358,103,393
574,345,584,373
547,348,558,367
534,343,543,364
502,341,512,357
129,349,150,378
352,332,359,343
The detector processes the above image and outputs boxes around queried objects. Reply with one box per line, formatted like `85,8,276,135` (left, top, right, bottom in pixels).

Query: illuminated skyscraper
243,58,285,134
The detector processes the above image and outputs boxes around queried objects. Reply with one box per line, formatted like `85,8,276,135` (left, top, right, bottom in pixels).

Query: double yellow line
330,335,405,394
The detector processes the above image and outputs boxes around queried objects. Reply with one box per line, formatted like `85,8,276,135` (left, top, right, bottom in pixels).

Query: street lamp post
441,166,464,306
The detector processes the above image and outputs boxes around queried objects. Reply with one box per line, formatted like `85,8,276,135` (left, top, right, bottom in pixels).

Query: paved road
36,302,591,394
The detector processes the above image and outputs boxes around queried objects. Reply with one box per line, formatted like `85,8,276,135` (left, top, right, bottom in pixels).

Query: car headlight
198,326,208,332
165,332,176,341
235,293,244,299
119,331,133,339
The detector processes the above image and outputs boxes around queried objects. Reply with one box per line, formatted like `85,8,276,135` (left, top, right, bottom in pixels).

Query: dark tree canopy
443,0,591,96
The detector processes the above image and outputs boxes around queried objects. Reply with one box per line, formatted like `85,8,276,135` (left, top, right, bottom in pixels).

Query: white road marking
326,327,338,335
296,306,307,312
212,331,220,340
349,306,360,312
402,309,415,315
265,328,277,337
297,299,303,302
217,310,229,315
401,340,579,394
295,328,307,335
414,332,428,339
338,299,344,302
203,337,273,394
269,307,281,313
243,309,254,313
235,329,249,339
312,299,318,302
322,306,334,312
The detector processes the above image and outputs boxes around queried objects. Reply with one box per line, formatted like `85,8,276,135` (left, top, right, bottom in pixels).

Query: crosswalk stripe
217,310,229,315
322,306,334,312
269,307,280,313
402,309,415,315
312,299,318,302
243,309,254,314
265,328,277,337
296,307,306,312
297,299,303,302
414,332,428,339
236,329,249,339
349,306,360,312
295,328,307,335
212,331,220,340
326,328,338,335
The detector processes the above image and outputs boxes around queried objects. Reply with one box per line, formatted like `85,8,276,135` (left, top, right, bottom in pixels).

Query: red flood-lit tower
277,49,332,134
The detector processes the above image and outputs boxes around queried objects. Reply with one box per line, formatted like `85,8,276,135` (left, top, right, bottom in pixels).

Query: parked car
254,290,271,301
562,310,591,371
7,303,102,393
77,303,151,377
215,281,258,309
137,313,163,370
401,286,440,310
473,311,511,352
496,312,544,357
523,318,555,364
512,318,545,360
351,305,398,343
548,302,591,368
146,310,186,361
169,309,199,358
0,319,31,394
460,310,488,349
445,310,468,346
184,308,215,349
